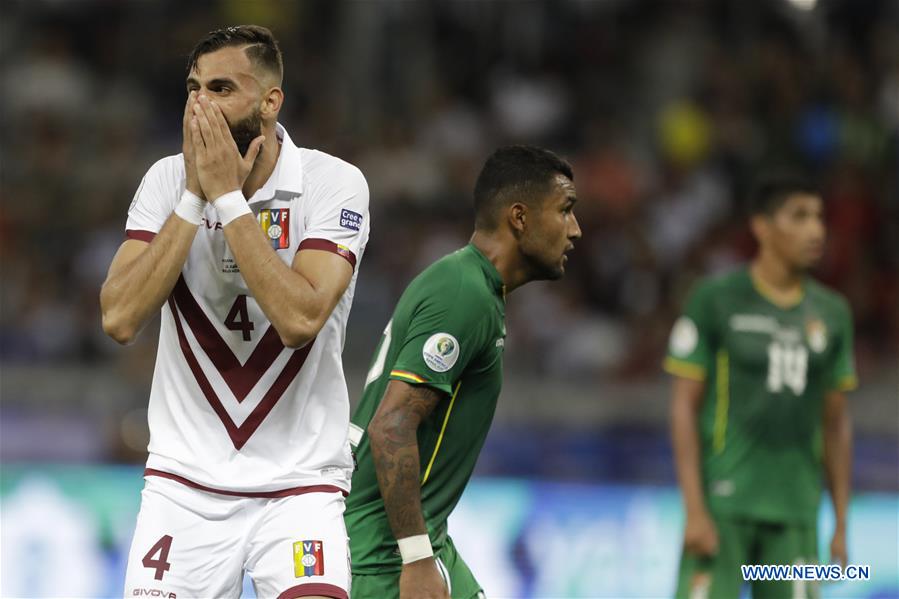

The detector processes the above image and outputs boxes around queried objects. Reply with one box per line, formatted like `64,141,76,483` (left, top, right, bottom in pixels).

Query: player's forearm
671,397,709,517
100,215,199,344
824,404,853,528
368,410,429,539
222,215,324,348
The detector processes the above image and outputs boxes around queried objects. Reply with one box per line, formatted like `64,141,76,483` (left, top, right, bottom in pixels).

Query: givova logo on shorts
293,540,325,577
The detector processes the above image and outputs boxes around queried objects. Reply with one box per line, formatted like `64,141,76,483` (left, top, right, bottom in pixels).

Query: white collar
247,122,304,204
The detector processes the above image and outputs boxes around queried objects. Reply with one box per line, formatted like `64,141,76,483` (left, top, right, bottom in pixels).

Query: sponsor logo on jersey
423,333,460,373
259,209,290,249
731,315,801,343
669,316,699,357
293,540,325,577
496,338,504,348
339,208,363,231
730,314,779,334
806,318,827,353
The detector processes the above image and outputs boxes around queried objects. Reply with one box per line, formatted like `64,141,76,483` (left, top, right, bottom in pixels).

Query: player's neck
242,134,281,198
750,252,804,307
470,231,528,293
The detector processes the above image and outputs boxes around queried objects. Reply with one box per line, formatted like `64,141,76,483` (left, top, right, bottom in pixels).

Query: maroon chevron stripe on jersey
167,287,316,450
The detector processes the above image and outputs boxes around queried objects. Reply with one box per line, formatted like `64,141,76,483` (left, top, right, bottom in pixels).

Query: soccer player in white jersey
100,26,368,599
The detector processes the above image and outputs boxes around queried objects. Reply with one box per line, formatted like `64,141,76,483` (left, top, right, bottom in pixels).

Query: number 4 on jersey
225,295,255,341
142,534,173,581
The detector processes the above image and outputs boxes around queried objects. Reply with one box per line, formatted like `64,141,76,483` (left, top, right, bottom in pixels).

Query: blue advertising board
1,466,896,597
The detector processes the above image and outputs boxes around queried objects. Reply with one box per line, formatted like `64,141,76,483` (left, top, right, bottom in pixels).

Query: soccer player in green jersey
666,173,856,599
345,146,581,599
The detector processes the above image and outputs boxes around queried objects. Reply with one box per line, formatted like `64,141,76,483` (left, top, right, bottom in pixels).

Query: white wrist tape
397,534,433,564
174,190,205,225
214,190,252,226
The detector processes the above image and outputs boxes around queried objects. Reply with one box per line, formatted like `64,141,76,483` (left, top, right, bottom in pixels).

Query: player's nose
569,213,582,241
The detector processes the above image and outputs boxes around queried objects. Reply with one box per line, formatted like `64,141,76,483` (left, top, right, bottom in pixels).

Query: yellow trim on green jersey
713,350,730,454
750,270,804,309
390,370,427,384
833,374,858,392
663,357,707,381
421,381,462,486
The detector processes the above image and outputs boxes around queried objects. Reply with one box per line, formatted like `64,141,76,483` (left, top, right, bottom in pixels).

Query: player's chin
525,250,567,281
542,260,567,281
529,263,564,282
798,249,823,268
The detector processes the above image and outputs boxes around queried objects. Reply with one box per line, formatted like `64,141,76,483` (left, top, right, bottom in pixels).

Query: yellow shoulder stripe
390,370,427,384
833,375,858,392
663,357,707,381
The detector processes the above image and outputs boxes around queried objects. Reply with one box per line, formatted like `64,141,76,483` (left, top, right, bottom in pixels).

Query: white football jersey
125,124,369,494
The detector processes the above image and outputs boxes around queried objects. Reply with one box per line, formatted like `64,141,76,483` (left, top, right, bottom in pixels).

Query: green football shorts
675,515,819,599
351,536,484,599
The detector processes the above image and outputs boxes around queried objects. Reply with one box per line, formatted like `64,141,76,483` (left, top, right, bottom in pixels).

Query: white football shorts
123,475,350,599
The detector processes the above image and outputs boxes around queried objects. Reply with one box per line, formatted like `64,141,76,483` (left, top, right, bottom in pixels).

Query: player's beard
521,239,566,282
228,107,263,157
526,253,565,281
518,216,568,281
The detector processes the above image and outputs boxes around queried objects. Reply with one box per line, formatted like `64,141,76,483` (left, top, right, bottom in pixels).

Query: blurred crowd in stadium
1,1,897,469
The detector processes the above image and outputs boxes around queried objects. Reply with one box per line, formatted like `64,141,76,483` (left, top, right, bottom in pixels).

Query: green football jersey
665,267,857,525
345,244,506,573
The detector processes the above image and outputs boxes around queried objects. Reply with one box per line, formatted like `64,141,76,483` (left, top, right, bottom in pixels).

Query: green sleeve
830,299,858,391
388,290,489,395
664,279,718,380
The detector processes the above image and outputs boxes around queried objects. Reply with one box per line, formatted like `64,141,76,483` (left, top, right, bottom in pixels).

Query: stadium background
1,0,896,597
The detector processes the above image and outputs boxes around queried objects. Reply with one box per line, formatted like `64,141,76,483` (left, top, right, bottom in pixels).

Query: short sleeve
125,156,184,242
663,280,718,381
829,299,858,392
389,290,490,396
298,162,369,269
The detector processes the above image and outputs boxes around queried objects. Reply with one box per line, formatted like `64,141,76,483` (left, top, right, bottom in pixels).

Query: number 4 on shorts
142,534,173,580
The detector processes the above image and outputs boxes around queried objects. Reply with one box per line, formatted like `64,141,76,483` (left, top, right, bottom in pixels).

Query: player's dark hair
187,25,283,84
473,145,574,231
748,170,819,216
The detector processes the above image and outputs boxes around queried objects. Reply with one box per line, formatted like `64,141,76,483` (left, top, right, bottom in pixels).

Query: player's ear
749,213,769,243
260,87,283,118
508,202,528,236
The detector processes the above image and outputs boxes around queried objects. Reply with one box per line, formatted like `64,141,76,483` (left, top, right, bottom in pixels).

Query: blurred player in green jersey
345,146,581,599
666,172,856,599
